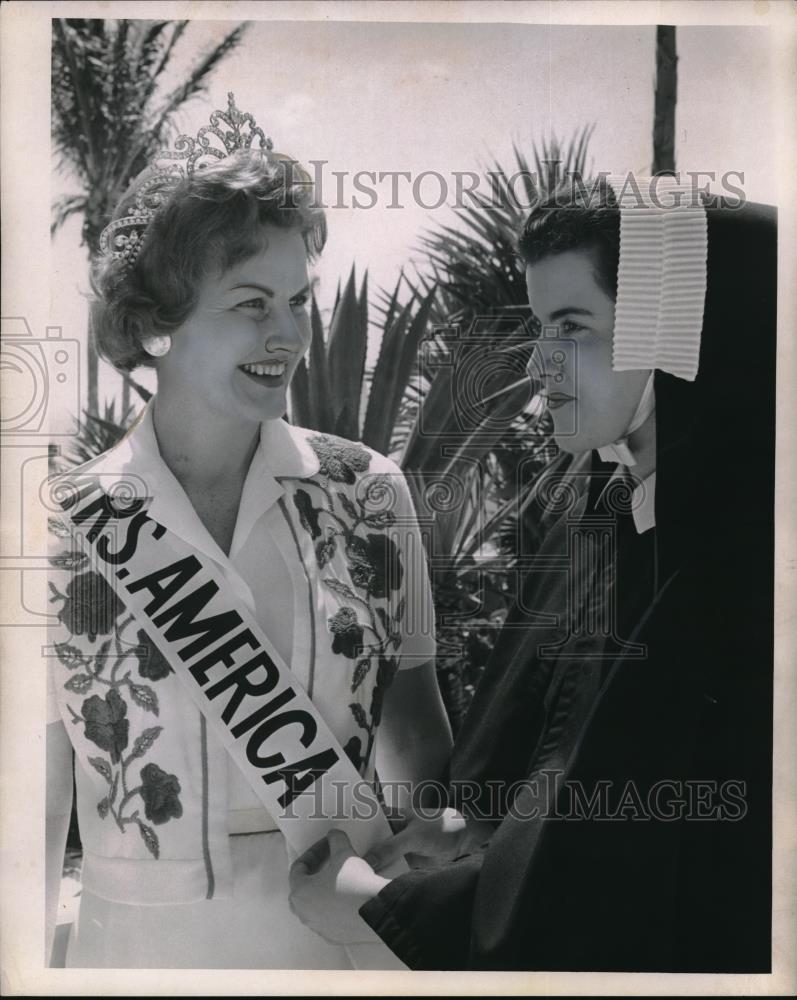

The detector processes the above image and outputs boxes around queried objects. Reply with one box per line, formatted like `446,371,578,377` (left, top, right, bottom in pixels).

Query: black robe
360,200,776,972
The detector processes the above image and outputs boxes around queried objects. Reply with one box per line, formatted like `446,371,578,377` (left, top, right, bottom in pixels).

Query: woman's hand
363,806,490,873
289,830,390,945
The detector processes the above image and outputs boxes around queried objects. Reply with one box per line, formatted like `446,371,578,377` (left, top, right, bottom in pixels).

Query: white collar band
597,371,656,467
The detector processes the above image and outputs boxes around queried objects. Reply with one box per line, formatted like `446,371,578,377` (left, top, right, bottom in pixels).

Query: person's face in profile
525,248,649,454
156,223,312,426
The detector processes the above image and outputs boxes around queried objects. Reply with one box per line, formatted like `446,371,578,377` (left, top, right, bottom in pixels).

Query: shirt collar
595,466,657,535
257,414,321,480
87,401,321,563
631,471,656,534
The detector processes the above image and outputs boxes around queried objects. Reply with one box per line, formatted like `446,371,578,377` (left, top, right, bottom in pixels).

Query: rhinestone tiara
99,93,274,268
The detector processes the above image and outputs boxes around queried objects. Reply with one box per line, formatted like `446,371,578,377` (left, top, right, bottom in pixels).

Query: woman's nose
526,343,558,382
264,302,307,351
533,338,572,385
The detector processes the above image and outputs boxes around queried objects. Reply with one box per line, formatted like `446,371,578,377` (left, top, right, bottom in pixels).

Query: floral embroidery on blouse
48,525,183,859
308,433,372,484
294,434,406,773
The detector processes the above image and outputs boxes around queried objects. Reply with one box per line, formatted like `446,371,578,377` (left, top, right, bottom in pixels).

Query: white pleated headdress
606,174,708,381
597,175,708,469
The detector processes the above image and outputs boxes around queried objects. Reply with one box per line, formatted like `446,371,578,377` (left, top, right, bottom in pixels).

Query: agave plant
56,400,135,472
289,265,438,453
387,131,595,725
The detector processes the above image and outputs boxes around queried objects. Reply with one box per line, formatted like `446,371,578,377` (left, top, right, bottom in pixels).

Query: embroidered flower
347,534,403,598
346,536,376,591
369,657,400,728
343,735,364,771
369,683,387,729
361,509,397,529
308,434,371,484
315,534,337,568
376,654,400,690
81,689,129,764
328,607,365,659
359,473,398,528
58,570,123,642
134,629,172,681
140,762,183,825
293,489,322,539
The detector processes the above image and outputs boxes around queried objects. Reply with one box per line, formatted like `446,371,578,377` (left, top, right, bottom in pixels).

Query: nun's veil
654,198,776,590
446,191,777,971
651,199,776,839
639,197,776,971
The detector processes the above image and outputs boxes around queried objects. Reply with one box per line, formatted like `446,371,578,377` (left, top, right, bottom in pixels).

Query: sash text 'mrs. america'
61,478,340,808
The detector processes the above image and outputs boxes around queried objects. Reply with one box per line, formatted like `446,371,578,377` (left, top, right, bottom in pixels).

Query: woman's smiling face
155,224,312,425
524,247,649,454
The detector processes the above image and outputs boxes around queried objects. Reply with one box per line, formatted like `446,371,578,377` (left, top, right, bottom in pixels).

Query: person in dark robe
288,176,776,973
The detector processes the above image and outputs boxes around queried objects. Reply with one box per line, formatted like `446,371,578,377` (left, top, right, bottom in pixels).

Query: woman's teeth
241,361,287,376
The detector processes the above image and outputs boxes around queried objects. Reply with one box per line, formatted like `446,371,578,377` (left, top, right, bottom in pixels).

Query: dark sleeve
471,554,773,973
359,853,483,970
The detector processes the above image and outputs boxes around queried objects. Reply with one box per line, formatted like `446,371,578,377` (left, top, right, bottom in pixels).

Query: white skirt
65,831,353,969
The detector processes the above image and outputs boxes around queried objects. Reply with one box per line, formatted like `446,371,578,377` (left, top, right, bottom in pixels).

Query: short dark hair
517,176,620,298
90,150,327,372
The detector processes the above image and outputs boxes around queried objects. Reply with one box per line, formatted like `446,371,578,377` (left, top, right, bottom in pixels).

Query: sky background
50,18,777,408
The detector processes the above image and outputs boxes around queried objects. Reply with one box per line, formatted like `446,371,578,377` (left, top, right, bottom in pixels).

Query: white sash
58,475,407,968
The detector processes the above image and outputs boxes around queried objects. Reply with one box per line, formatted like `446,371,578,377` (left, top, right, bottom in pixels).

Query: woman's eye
237,297,268,315
290,294,309,311
562,320,586,334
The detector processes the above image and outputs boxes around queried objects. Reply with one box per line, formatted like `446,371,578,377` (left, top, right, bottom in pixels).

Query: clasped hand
288,808,483,944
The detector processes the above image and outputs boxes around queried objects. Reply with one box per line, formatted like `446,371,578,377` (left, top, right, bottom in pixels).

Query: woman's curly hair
517,176,620,298
90,150,327,372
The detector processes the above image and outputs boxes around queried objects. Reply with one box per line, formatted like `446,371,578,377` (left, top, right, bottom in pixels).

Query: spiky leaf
88,755,112,784
55,642,89,670
138,821,160,859
65,673,93,694
352,658,371,692
128,726,163,760
337,492,359,523
128,680,159,716
322,578,358,602
48,550,89,570
48,517,71,538
349,702,369,730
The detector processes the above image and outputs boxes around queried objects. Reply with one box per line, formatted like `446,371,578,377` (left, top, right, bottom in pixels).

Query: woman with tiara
44,94,451,969
290,175,777,973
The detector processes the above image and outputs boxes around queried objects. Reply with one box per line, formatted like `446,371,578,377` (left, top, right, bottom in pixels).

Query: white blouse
47,402,436,905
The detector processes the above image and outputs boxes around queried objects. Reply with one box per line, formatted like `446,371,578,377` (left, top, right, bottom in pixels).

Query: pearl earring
142,334,171,358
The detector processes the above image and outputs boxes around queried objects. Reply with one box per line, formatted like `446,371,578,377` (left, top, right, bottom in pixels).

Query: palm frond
63,401,134,467
414,128,594,318
51,194,88,236
146,24,248,149
52,18,249,252
136,20,181,87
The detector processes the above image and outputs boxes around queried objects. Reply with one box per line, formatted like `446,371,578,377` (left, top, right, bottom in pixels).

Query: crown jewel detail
99,93,274,268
